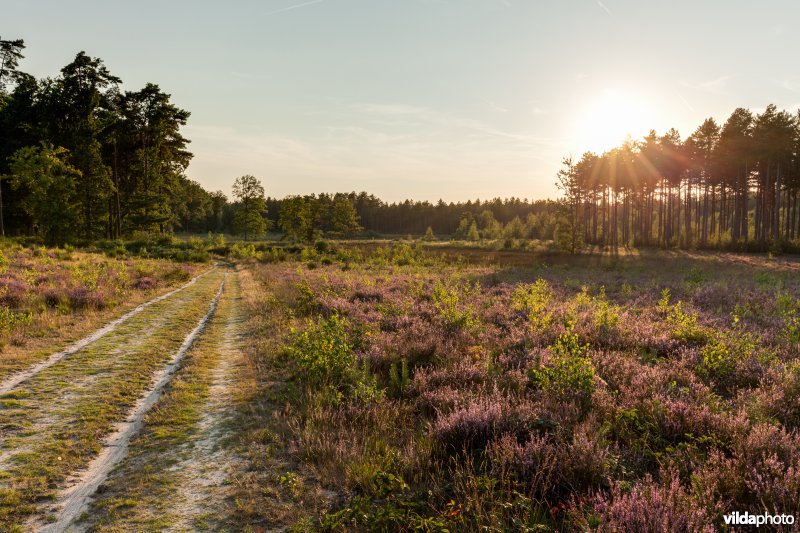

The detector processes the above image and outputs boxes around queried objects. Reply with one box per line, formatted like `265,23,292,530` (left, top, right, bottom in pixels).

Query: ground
1,242,799,531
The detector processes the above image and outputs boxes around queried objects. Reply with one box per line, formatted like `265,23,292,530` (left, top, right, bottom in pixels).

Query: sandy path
37,276,227,533
69,268,248,532
0,272,222,461
163,269,245,531
0,270,226,531
0,269,213,396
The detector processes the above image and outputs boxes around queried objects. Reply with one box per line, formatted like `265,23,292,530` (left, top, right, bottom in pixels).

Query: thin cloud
680,75,732,94
484,99,509,113
676,93,695,113
264,0,324,17
778,77,800,93
596,1,612,16
352,102,564,148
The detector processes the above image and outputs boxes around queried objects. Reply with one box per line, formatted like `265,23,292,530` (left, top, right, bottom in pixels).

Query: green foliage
696,328,757,381
293,279,319,316
230,242,258,259
389,243,420,266
657,287,671,313
553,190,584,254
432,279,480,331
478,210,502,239
666,301,707,343
512,279,554,337
279,196,318,243
288,314,356,389
467,221,480,241
328,196,363,236
422,226,436,241
232,175,268,239
593,286,620,333
288,314,381,404
0,307,32,332
388,359,410,398
321,472,432,531
529,322,595,408
7,144,81,245
777,292,800,345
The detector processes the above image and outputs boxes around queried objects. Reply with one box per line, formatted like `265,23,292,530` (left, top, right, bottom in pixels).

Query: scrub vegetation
234,243,800,531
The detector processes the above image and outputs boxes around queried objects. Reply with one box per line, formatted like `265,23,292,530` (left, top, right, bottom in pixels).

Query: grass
0,270,225,530
78,266,241,531
0,241,207,381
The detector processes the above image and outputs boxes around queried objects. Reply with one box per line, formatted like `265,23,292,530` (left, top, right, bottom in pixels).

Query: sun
576,90,655,154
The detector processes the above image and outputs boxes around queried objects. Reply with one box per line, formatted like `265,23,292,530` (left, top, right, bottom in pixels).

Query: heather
240,245,800,531
0,241,202,366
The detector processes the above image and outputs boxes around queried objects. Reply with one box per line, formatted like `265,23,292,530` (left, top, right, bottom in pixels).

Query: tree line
556,105,800,251
0,37,238,243
267,193,560,240
0,37,562,245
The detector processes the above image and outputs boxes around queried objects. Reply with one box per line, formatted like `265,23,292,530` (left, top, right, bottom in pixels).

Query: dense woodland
0,38,231,242
556,107,800,251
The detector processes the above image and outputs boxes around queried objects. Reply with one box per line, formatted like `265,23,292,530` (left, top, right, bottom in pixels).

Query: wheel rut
0,268,228,531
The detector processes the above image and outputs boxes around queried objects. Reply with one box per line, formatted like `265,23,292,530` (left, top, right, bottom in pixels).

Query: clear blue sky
6,0,800,202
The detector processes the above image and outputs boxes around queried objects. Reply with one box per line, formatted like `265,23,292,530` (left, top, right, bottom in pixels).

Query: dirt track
0,266,247,532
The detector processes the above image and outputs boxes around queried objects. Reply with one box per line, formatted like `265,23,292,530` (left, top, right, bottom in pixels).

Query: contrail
596,0,612,15
264,0,325,16
677,93,696,113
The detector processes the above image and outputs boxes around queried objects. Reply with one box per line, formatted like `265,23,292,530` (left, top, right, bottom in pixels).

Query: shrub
231,242,259,259
388,359,410,398
288,314,356,389
570,474,714,532
666,301,707,343
294,279,320,316
133,277,157,290
593,286,620,333
0,307,32,332
529,323,595,410
695,327,759,388
432,279,479,331
777,292,800,345
512,279,553,337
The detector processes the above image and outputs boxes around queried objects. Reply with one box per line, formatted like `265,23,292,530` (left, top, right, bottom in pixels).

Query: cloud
596,0,612,16
681,75,732,94
263,0,324,17
778,77,800,93
484,99,509,113
351,102,564,148
183,115,563,201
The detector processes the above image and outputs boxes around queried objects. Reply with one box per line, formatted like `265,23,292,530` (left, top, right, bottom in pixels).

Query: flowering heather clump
250,249,800,530
570,474,715,532
0,244,202,350
132,276,157,290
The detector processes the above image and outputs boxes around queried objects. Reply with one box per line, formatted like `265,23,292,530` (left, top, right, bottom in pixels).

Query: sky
5,0,800,202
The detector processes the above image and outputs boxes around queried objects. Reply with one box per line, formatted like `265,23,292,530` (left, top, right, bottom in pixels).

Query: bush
666,301,707,344
231,242,259,259
529,323,595,410
288,314,356,389
432,279,479,331
512,279,554,338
